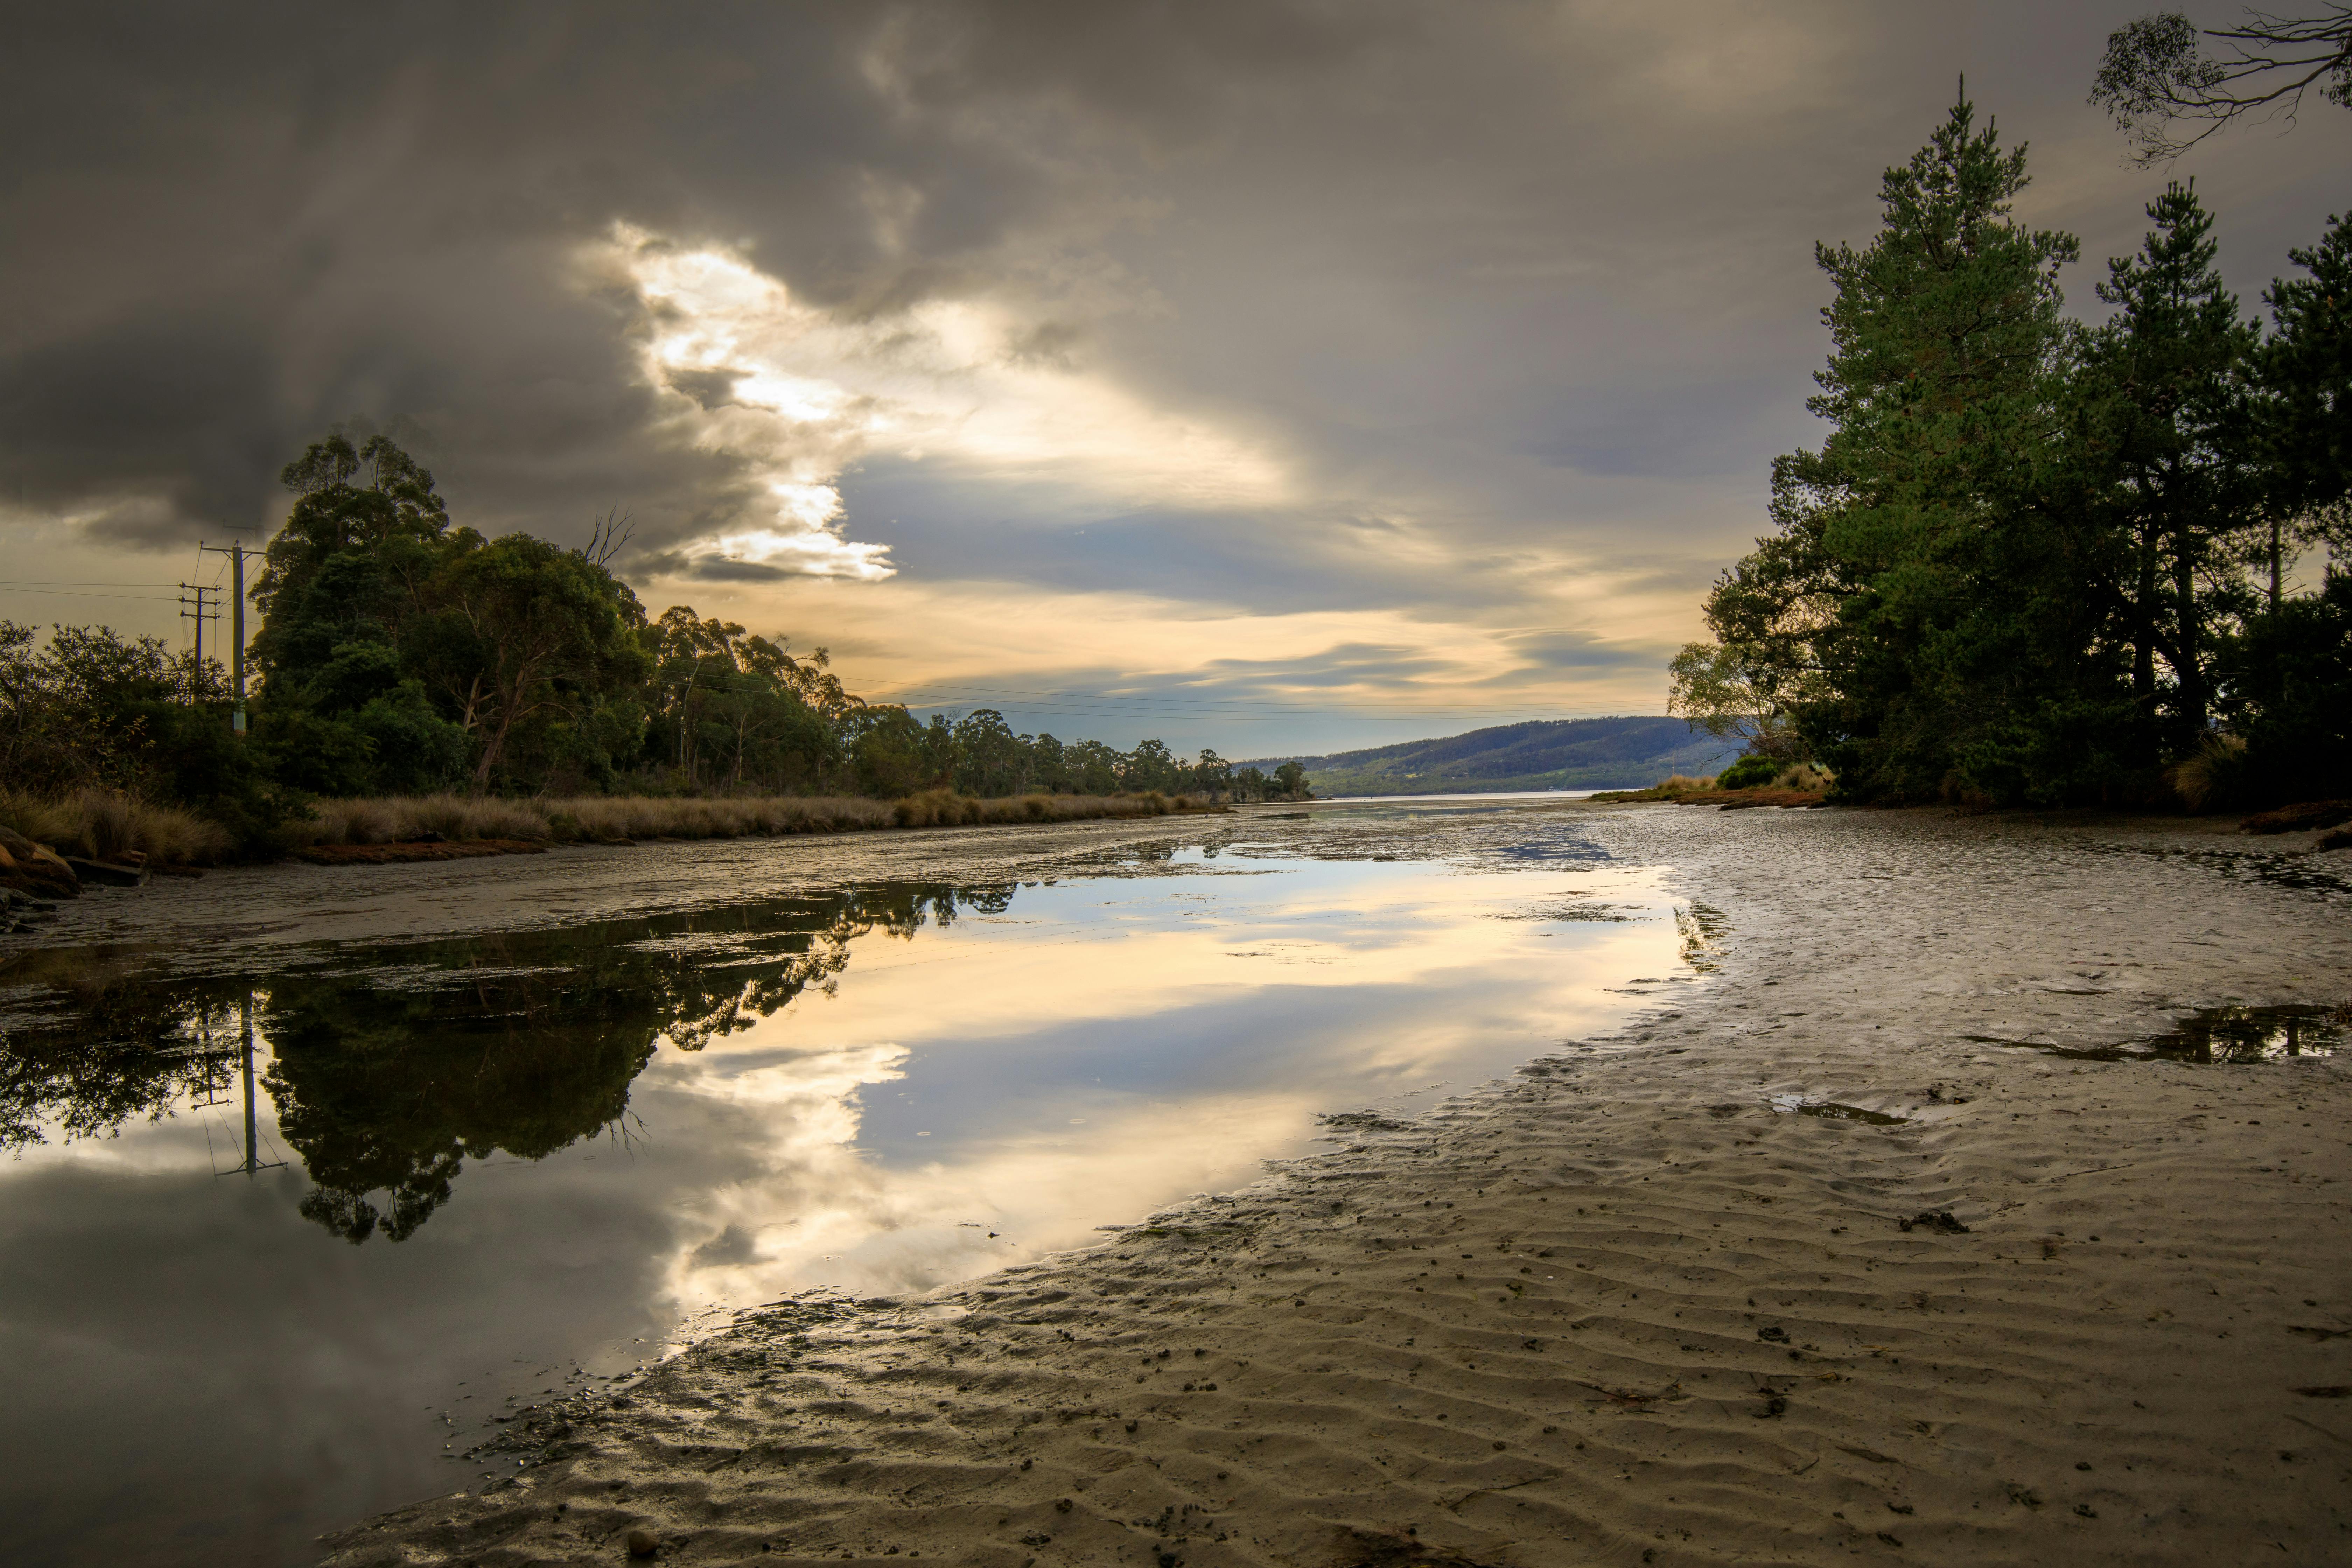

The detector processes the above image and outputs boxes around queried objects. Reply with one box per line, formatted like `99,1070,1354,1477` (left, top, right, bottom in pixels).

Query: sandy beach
313,803,2352,1567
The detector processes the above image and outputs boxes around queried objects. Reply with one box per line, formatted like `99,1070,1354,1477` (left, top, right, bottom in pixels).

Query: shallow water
1966,1002,2345,1064
0,820,1681,1567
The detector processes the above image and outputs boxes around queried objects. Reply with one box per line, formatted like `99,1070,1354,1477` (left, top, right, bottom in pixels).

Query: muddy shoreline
121,804,2352,1564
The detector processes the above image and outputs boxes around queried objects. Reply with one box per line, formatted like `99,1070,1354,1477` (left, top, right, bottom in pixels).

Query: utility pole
239,990,260,1176
177,581,220,695
198,540,251,733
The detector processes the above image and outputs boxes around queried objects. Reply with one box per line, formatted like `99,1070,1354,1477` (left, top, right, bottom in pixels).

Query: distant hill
1246,716,1741,796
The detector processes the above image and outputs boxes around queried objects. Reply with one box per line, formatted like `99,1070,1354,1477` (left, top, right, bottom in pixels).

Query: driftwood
0,825,79,898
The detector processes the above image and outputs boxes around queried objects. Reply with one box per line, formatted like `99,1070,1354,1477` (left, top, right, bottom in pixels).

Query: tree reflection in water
0,881,1006,1242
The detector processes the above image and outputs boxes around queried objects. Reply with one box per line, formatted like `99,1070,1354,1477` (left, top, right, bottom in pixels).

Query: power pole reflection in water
209,989,284,1178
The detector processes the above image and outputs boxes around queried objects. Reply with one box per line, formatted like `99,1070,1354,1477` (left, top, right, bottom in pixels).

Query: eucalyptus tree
2094,7,2352,163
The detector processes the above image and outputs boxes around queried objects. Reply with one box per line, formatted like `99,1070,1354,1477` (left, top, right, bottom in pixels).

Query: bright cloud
594,223,1291,582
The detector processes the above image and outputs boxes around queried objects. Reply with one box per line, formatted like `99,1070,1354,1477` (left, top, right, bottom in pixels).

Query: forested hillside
1248,717,1740,796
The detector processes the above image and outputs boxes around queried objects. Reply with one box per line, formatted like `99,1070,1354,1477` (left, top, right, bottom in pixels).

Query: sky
3,2,2346,758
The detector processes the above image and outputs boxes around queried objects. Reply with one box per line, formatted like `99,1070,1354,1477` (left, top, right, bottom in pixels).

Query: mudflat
316,804,2351,1568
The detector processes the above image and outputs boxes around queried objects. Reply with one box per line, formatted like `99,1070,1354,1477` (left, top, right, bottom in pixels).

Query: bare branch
2092,6,2352,163
580,507,634,567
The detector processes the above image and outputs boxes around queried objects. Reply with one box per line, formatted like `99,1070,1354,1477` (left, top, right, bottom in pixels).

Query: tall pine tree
1699,93,2124,803
2080,181,2261,750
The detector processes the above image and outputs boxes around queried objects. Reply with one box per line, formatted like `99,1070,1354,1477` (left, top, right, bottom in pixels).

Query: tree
645,607,840,791
1666,639,1807,761
951,708,1032,796
419,536,652,791
1708,93,2115,802
2079,180,2262,745
2094,7,2352,163
249,434,473,795
846,706,939,797
2260,208,2352,564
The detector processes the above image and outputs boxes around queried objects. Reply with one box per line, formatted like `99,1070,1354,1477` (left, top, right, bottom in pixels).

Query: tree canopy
1680,94,2351,808
2093,7,2352,163
0,430,1307,826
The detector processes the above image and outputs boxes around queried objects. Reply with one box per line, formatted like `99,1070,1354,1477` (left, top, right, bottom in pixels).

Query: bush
1716,755,1781,791
2168,733,2253,812
2219,575,2352,808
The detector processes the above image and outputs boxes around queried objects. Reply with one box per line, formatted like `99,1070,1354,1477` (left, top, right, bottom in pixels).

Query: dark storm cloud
2,0,1262,546
3,1,2346,744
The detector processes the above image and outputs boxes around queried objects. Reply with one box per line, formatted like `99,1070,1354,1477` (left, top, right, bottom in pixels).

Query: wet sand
309,805,2352,1567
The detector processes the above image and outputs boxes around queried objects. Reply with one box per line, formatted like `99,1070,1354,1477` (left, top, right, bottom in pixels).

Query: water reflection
4,884,1005,1245
0,844,1676,1567
1965,1002,2344,1064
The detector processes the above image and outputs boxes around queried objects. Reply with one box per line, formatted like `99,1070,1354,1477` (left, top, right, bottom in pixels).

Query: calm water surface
0,817,1689,1566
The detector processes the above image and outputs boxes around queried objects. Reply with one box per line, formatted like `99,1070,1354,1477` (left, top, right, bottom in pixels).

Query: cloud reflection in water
636,851,1678,1315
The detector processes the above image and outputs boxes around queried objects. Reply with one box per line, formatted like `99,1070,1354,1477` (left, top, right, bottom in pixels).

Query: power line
0,584,187,601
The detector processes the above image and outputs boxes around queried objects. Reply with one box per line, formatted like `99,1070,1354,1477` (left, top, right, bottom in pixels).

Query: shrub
1716,755,1781,791
2167,733,2253,812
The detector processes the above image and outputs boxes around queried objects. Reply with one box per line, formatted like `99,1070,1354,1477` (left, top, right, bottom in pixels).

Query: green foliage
2080,179,2262,749
2093,9,2352,164
0,619,294,847
249,434,653,797
2217,572,2352,805
7,430,1284,831
1694,94,2350,809
2262,209,2352,539
1715,755,1781,791
1667,641,1806,762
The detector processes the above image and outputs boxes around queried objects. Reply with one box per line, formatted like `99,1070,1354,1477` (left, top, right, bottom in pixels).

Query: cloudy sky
4,2,2345,756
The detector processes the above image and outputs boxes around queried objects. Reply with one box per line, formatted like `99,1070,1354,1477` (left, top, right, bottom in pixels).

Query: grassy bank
1591,765,1834,807
0,787,1221,873
0,789,236,868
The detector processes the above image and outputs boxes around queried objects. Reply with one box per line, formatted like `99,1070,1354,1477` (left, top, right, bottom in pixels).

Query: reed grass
0,788,235,867
2168,733,2250,811
0,787,1204,872
274,789,1195,850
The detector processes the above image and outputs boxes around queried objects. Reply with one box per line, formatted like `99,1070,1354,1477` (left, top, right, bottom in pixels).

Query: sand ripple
323,807,2352,1566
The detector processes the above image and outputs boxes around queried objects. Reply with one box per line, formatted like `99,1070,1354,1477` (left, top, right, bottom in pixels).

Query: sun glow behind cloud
594,223,1290,582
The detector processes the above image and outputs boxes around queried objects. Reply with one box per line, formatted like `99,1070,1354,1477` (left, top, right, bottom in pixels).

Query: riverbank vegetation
287,788,1204,852
1671,92,2350,810
0,436,1300,868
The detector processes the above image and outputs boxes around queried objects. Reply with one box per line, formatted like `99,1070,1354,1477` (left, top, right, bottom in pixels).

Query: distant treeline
0,434,1306,845
1672,95,2350,809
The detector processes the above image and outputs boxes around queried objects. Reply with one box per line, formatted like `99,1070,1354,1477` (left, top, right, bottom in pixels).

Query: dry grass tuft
2168,733,2249,811
0,788,234,867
